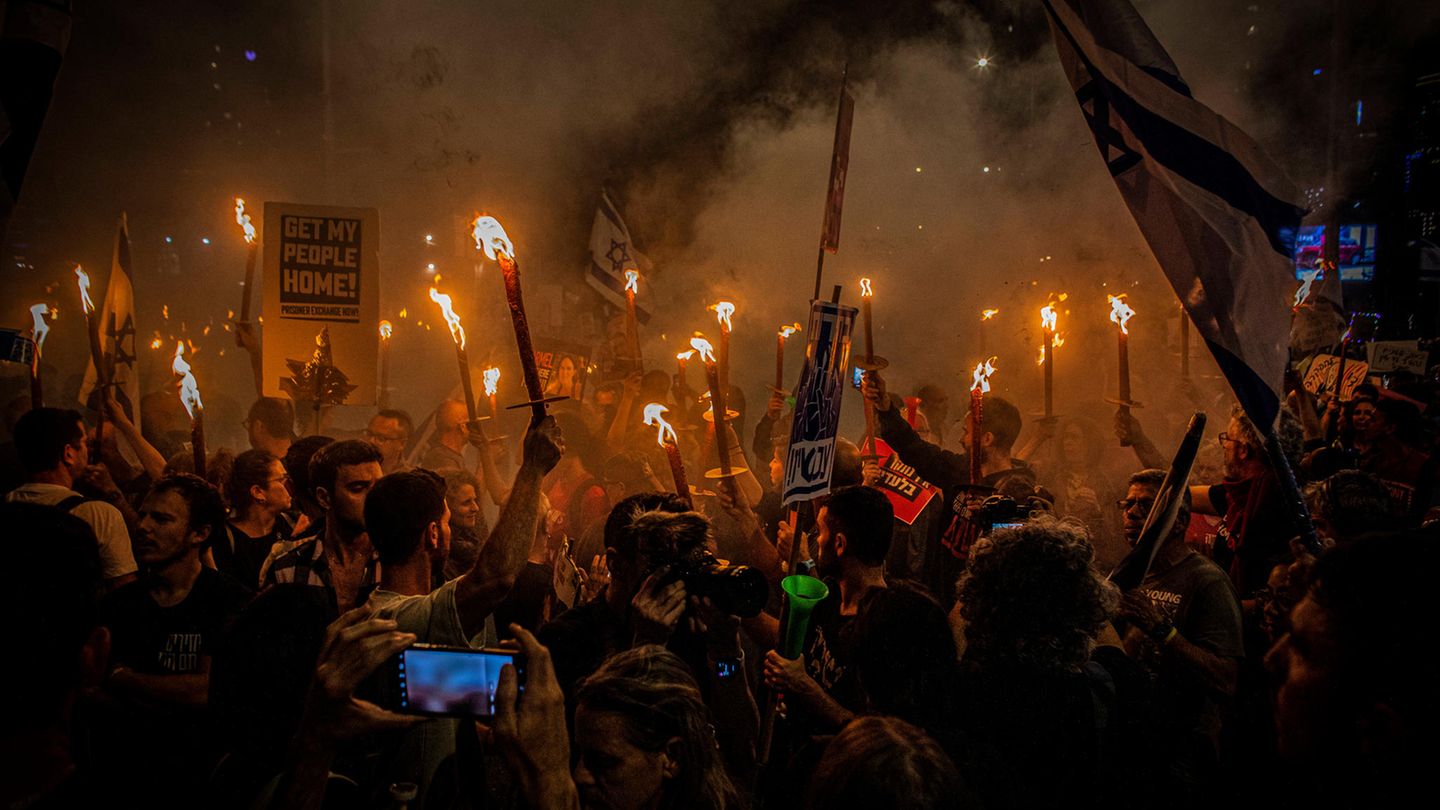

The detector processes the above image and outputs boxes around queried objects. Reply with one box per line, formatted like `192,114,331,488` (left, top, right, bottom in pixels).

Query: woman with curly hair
950,516,1124,810
572,645,744,810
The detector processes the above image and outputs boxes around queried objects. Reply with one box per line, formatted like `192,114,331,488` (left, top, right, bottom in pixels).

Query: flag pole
1263,428,1323,556
813,63,850,301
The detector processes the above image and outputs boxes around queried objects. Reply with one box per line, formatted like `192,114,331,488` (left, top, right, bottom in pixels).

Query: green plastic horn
778,575,830,660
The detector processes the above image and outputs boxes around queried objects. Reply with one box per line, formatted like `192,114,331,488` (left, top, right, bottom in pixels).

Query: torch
980,308,999,355
969,357,997,484
474,214,558,420
430,287,482,427
234,198,258,344
676,349,694,390
173,342,206,479
378,320,393,409
854,278,889,457
644,403,691,507
28,303,50,409
775,323,801,392
692,335,745,480
75,266,108,461
1038,301,1059,420
624,269,643,371
1107,294,1138,415
709,301,735,394
483,366,501,420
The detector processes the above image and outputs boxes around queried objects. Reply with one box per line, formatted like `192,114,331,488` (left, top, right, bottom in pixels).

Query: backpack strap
55,494,90,513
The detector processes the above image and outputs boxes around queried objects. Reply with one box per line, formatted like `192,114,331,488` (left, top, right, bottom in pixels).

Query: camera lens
686,564,769,617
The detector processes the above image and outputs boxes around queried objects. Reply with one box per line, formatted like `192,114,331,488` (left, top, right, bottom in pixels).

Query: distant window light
1312,68,1323,76
244,50,257,62
1355,99,1363,126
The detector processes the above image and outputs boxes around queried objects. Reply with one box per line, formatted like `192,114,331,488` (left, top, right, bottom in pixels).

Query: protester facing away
94,474,252,807
6,406,137,589
1266,531,1440,808
1114,469,1244,795
245,397,296,460
420,399,473,473
807,715,974,810
0,504,110,808
262,439,383,611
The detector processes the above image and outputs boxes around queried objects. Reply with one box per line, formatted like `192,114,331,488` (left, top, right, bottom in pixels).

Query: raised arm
454,416,564,637
864,372,965,490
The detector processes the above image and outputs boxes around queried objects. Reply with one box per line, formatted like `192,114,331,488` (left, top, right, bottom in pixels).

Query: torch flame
860,278,874,298
689,336,716,363
643,403,678,447
482,366,500,397
172,342,203,417
29,304,50,353
677,349,695,361
234,198,257,244
709,301,735,331
1294,268,1321,309
1107,294,1136,335
624,269,639,294
428,288,465,350
778,322,801,339
981,308,1000,321
379,320,393,340
1040,303,1058,332
74,266,94,314
970,356,998,393
471,214,515,261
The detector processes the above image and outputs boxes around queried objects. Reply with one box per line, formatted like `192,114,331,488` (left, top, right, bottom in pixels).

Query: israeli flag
585,189,654,325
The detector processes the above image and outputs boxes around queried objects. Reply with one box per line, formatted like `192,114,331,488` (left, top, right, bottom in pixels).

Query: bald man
420,400,471,472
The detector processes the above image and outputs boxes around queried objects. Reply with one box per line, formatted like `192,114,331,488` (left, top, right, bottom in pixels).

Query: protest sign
782,299,857,506
535,338,589,401
1366,341,1429,375
866,437,941,525
1301,354,1370,401
262,203,379,405
0,329,36,365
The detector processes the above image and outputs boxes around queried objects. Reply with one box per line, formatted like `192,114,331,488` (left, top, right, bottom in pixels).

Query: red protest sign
866,437,940,525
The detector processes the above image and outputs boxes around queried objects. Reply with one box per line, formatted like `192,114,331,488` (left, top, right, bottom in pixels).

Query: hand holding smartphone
382,644,526,720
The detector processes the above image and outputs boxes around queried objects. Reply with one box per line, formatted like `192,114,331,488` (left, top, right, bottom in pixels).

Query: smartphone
383,643,525,719
852,366,864,389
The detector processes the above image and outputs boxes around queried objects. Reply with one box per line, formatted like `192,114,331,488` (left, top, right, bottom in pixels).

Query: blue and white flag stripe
1044,0,1307,430
585,189,654,325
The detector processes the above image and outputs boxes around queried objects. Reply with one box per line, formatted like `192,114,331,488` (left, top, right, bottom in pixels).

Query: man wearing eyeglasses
1189,405,1296,603
365,409,414,474
1114,468,1244,795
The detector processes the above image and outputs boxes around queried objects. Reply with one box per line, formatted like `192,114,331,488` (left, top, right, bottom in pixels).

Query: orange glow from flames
778,322,801,339
689,336,716,363
428,288,465,349
172,342,203,418
1107,294,1136,335
709,301,735,331
624,269,639,294
234,198,256,243
379,320,393,340
970,356,998,393
860,278,874,298
482,367,500,398
677,349,695,362
981,308,1000,321
471,214,515,261
1294,268,1321,309
74,266,94,314
643,403,678,447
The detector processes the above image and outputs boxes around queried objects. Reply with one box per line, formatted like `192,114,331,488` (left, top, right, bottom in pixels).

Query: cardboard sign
867,437,941,525
0,329,36,365
1302,354,1370,400
262,203,380,404
1366,341,1429,375
783,299,858,506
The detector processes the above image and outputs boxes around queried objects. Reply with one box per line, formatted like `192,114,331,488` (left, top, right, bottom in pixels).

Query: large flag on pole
585,189,654,325
0,0,73,247
80,214,141,429
1043,0,1307,431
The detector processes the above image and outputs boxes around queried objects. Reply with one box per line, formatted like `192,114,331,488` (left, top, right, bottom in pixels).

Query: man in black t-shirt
94,475,251,806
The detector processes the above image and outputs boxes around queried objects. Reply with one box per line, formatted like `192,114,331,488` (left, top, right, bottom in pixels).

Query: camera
976,495,1032,535
669,546,769,618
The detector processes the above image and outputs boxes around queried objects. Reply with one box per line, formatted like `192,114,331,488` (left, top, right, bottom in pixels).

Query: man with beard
262,440,383,611
760,485,893,731
1113,469,1243,797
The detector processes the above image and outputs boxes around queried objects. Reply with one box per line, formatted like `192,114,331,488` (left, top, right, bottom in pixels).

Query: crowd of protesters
2,338,1436,810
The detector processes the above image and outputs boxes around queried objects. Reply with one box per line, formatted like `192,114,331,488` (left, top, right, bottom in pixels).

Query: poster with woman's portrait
535,339,590,401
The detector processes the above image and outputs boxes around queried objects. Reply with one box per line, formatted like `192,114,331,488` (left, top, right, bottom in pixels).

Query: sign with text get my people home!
262,203,380,403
